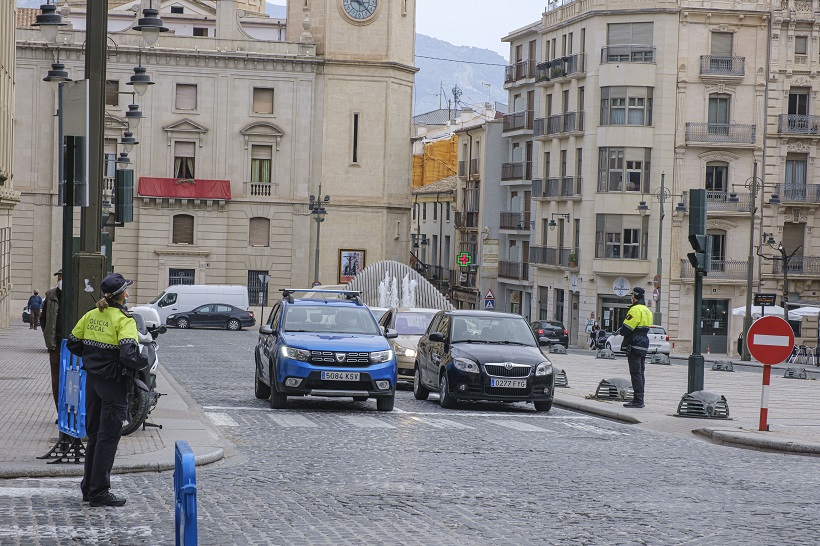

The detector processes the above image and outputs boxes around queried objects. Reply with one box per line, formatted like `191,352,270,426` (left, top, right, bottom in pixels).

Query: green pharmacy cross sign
457,252,472,267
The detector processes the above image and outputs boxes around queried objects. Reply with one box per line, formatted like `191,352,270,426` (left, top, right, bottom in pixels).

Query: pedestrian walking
40,269,63,416
67,273,148,507
618,287,653,408
27,289,43,330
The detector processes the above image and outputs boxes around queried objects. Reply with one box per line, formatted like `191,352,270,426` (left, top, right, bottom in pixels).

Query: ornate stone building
11,0,415,308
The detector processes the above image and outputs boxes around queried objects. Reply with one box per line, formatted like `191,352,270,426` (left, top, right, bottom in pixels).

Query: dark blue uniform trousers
82,373,127,500
627,351,646,404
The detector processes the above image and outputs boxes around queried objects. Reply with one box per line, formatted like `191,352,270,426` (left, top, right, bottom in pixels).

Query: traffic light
115,168,134,224
687,189,710,274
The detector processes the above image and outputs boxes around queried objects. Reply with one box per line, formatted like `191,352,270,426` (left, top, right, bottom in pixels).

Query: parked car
378,307,439,381
415,310,554,411
368,307,390,322
166,303,255,330
254,289,399,411
606,325,671,355
146,284,250,323
530,320,569,348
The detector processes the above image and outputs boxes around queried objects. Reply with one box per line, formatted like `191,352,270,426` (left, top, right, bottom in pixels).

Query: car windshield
394,311,436,335
284,305,381,335
148,292,164,304
451,316,537,346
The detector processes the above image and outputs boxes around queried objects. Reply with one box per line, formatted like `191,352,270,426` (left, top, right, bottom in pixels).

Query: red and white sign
746,316,795,365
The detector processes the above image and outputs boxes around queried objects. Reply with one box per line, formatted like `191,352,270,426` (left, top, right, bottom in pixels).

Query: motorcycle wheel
121,388,150,436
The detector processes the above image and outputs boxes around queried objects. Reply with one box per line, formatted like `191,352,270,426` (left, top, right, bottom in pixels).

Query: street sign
485,289,495,300
652,288,659,302
754,293,777,306
653,274,660,289
746,316,794,365
457,252,472,267
484,298,495,310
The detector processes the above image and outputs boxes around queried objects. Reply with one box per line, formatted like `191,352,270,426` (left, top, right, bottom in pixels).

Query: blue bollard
174,440,198,546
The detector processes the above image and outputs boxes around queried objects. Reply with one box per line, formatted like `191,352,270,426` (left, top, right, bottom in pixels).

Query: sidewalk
551,348,820,455
0,323,226,479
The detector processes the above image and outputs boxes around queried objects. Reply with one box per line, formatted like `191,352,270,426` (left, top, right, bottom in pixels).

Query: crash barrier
649,353,670,365
554,368,569,388
37,340,86,464
711,361,734,372
549,345,567,354
595,378,633,400
676,390,730,418
175,440,198,546
784,367,808,379
595,348,616,359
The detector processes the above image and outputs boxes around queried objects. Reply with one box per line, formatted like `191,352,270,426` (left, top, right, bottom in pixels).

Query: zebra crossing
203,406,630,437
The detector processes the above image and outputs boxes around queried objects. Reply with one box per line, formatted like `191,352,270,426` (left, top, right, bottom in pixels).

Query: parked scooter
123,306,166,435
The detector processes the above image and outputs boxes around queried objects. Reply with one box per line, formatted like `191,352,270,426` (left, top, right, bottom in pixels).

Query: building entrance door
702,298,729,354
600,295,631,333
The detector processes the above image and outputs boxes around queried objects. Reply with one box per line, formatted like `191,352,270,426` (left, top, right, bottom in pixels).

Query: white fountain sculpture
400,274,418,308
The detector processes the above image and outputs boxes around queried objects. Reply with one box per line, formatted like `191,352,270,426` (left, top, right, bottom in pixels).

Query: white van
146,285,250,323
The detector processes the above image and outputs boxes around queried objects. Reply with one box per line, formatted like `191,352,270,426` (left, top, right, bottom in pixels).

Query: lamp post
309,186,330,286
548,213,570,266
758,233,800,318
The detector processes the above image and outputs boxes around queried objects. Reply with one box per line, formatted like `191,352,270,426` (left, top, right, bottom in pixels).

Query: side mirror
385,328,398,339
429,332,446,343
259,325,274,335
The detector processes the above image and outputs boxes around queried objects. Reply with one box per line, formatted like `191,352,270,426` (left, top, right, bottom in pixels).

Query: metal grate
711,361,734,372
485,386,529,396
169,268,195,286
784,367,808,380
484,363,531,378
676,390,730,418
595,378,633,400
554,368,569,388
247,270,268,306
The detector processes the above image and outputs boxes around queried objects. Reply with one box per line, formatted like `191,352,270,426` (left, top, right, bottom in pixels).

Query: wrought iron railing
501,161,533,181
680,259,749,279
529,245,559,266
699,55,745,76
505,59,537,83
502,110,535,132
500,211,532,230
773,256,820,276
685,122,756,144
777,114,820,135
773,183,820,204
498,260,529,280
454,211,479,229
535,53,586,83
600,45,655,64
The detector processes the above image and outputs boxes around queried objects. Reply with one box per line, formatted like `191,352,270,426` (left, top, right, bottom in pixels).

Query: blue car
254,289,399,411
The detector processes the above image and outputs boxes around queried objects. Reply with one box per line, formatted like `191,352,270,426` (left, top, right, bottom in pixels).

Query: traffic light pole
688,270,705,393
686,188,708,393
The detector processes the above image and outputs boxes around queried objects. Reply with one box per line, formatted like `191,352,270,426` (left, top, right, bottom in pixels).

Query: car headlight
395,345,417,358
167,314,176,320
453,357,480,373
281,346,310,361
370,349,394,363
535,361,553,376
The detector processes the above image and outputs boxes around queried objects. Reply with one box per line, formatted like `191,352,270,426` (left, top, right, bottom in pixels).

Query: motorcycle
123,306,167,435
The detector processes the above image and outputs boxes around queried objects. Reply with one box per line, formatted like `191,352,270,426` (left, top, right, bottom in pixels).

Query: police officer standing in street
67,273,148,507
618,287,653,408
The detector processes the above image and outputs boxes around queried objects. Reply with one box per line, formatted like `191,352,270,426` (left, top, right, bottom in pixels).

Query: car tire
254,364,271,400
176,317,189,329
352,396,368,402
376,395,394,411
227,319,241,331
268,363,287,409
439,373,457,409
413,364,429,401
533,400,552,412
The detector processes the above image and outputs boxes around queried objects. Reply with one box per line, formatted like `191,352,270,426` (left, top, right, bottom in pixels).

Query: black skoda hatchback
414,311,554,412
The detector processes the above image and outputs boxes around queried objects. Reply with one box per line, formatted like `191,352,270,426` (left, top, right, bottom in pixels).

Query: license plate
321,371,360,381
490,378,527,388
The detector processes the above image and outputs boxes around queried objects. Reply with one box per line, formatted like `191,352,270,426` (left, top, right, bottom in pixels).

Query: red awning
138,177,231,200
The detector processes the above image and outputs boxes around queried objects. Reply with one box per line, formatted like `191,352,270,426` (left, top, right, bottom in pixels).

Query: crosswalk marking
560,422,630,436
206,412,239,427
340,416,396,429
488,420,554,432
269,415,318,428
409,416,474,429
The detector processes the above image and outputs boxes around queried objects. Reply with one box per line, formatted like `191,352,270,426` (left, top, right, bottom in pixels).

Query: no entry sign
746,315,794,365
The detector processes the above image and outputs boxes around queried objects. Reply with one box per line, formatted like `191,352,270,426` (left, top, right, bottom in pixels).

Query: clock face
341,0,378,21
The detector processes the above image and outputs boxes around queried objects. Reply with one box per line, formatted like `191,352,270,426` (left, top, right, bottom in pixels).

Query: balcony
531,177,581,199
777,114,820,136
502,110,535,133
772,256,820,277
529,246,575,268
534,112,584,139
699,55,745,77
137,177,232,201
499,211,532,230
245,182,275,198
504,59,537,83
498,260,529,281
457,159,480,178
535,53,586,84
684,123,756,144
600,45,655,64
682,190,753,213
680,259,750,280
454,211,479,230
501,161,533,182
772,183,820,204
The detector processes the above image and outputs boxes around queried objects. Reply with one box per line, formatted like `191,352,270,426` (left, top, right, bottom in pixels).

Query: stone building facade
11,0,415,308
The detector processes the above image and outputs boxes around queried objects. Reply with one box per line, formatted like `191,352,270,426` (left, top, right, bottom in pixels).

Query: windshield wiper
452,339,491,344
492,340,530,345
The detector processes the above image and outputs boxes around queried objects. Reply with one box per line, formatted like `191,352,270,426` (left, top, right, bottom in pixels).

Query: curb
693,428,820,455
553,396,641,424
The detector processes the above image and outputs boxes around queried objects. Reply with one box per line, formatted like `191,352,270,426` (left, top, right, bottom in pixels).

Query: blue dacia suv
254,289,399,411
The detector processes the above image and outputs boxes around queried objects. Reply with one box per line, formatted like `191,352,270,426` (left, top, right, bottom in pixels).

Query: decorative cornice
154,248,211,257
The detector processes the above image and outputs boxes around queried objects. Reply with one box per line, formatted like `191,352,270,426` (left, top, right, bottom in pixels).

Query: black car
414,310,554,411
166,303,255,331
530,320,568,348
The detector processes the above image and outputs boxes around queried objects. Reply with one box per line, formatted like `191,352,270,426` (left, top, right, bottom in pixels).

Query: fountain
400,274,417,308
376,272,418,308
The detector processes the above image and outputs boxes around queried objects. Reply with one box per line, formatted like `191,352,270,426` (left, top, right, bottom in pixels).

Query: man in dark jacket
27,289,43,329
40,270,63,414
618,287,653,408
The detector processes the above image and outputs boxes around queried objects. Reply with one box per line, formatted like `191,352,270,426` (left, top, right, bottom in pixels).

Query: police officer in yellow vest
67,273,148,507
618,287,653,408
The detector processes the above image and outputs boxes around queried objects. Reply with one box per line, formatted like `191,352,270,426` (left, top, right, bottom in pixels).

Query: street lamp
133,2,169,47
758,233,801,317
309,186,330,285
43,59,71,91
33,1,66,43
548,212,570,231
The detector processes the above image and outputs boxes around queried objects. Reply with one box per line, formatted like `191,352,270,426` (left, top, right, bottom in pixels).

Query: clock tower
287,0,417,281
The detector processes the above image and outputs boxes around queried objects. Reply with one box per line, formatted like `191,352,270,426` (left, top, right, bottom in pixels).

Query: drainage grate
784,367,808,380
554,368,569,388
676,390,730,419
650,354,670,365
595,378,633,401
711,361,734,372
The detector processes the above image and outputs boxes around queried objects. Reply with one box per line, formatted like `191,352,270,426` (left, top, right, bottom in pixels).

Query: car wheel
227,318,241,331
534,400,552,412
352,396,368,402
439,372,457,409
268,363,287,409
176,317,189,329
413,364,429,401
254,361,271,400
376,395,395,411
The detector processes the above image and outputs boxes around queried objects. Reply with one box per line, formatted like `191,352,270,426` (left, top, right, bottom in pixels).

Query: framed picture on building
339,249,366,283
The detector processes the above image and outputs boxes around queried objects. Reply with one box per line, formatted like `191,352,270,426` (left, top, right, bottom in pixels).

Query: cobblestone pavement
1,328,819,545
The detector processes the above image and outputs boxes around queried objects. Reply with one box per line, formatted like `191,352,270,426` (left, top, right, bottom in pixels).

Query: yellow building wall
412,135,457,188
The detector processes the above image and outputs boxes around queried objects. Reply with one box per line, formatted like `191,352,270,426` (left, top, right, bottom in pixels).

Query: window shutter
175,141,196,158
251,145,272,160
249,217,270,247
631,23,653,46
105,80,119,106
173,214,194,244
252,88,274,114
607,23,631,45
175,84,197,110
711,33,733,57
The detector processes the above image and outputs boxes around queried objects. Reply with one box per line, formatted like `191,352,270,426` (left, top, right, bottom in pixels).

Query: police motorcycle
123,306,167,435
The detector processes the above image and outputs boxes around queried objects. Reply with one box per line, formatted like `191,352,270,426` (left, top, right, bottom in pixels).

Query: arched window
249,217,270,247
172,214,194,245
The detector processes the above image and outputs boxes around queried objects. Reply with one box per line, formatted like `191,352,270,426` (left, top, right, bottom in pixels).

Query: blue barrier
58,340,86,439
174,440,198,546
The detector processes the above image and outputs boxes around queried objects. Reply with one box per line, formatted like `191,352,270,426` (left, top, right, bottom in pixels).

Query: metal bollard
174,440,198,546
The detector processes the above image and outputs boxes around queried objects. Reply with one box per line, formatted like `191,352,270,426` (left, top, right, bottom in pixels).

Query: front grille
485,386,530,396
309,351,371,367
484,363,532,378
